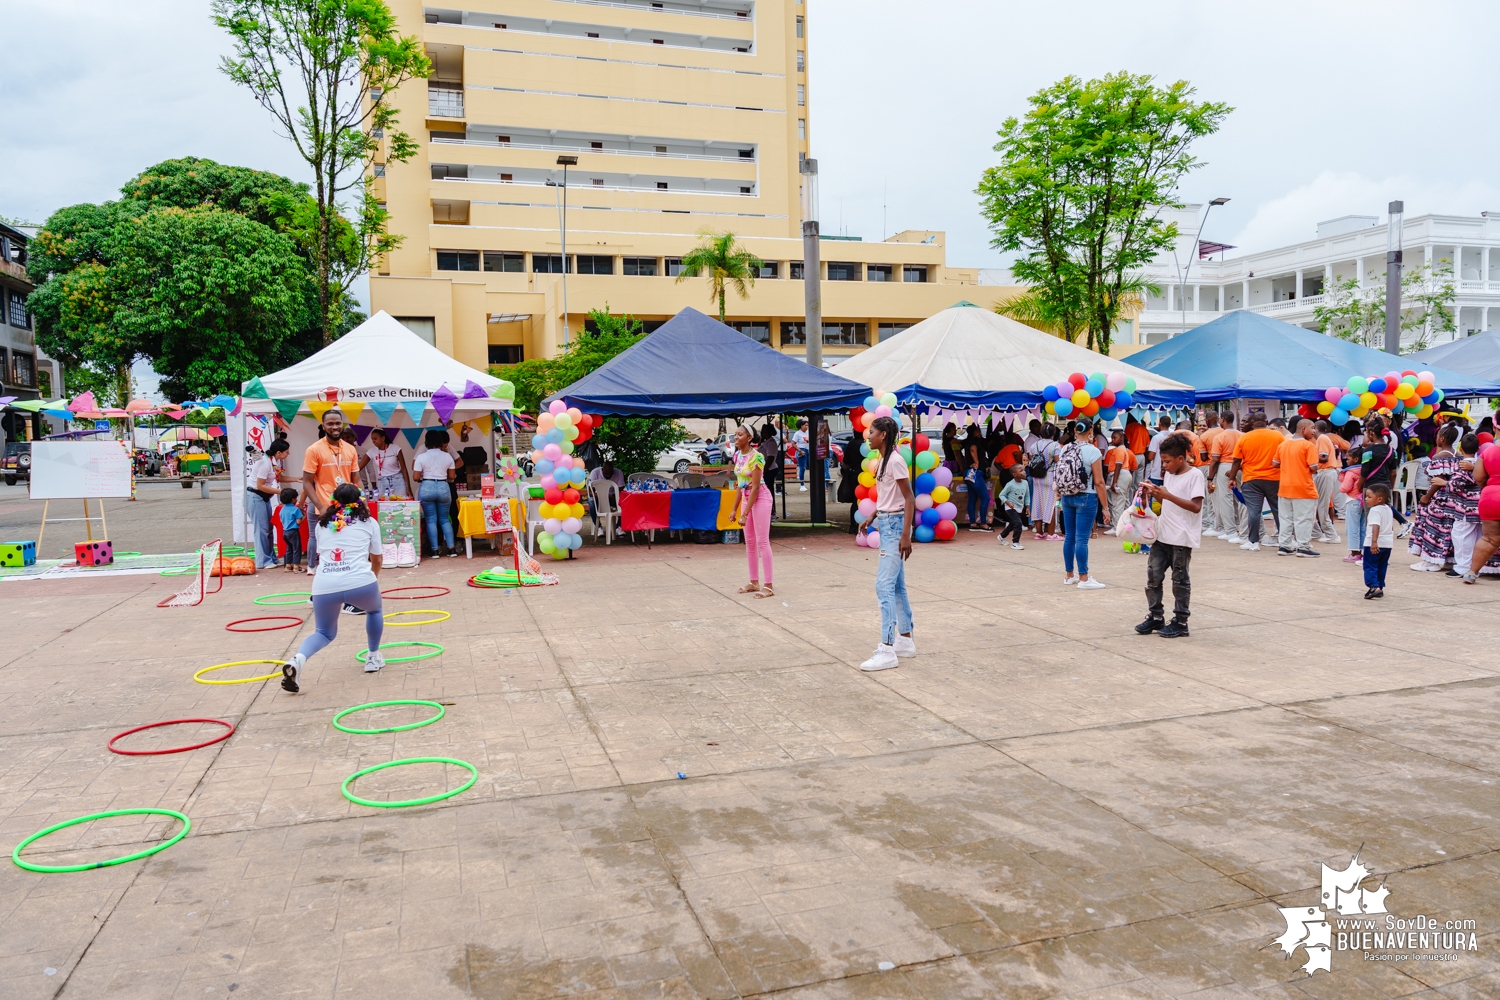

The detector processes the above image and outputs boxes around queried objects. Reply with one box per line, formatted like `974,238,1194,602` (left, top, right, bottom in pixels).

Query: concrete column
1323,262,1332,297
1193,284,1200,312
1294,268,1303,301
1242,278,1250,310
1355,255,1363,288
1484,246,1491,289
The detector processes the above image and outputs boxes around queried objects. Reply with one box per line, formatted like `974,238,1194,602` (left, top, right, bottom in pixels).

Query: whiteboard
29,442,133,499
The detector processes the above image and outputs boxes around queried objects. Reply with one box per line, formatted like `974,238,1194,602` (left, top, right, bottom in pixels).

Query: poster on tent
245,414,272,453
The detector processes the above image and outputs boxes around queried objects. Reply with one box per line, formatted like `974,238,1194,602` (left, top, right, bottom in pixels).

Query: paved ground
1,490,1497,999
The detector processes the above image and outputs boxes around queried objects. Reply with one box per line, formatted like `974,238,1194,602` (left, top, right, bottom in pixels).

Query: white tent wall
229,412,247,544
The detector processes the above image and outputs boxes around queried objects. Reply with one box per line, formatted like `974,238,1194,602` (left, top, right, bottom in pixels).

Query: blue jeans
418,479,455,551
873,512,912,645
1363,546,1391,588
247,491,277,568
966,470,990,525
1060,492,1098,576
797,453,807,482
1344,496,1364,553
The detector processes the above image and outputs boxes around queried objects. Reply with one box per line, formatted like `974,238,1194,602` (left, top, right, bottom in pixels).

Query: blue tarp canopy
1405,330,1500,382
1125,311,1500,402
543,307,871,416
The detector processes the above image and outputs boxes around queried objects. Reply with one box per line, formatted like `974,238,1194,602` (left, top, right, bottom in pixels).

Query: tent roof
246,311,502,402
828,305,1194,408
1405,330,1500,382
543,307,870,416
1125,311,1500,401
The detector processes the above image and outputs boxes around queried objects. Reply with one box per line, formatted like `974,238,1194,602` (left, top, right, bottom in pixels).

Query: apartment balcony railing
552,0,752,20
1248,294,1327,314
432,175,754,197
431,137,750,163
0,259,28,283
1456,280,1500,292
428,86,464,118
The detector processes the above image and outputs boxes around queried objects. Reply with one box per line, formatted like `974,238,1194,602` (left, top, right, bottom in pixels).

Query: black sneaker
280,654,304,693
1295,548,1321,558
1159,620,1190,638
1134,618,1165,635
342,603,366,616
1277,547,1295,556
1363,587,1377,600
1371,588,1384,599
1445,570,1461,578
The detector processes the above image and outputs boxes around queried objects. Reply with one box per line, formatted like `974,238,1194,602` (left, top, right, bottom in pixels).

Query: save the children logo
329,548,344,564
1274,850,1479,975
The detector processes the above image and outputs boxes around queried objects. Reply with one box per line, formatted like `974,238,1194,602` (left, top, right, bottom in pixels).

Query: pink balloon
542,443,562,461
933,466,953,488
1054,382,1074,399
865,529,880,550
1418,370,1435,383
549,400,566,415
1105,372,1127,392
540,474,557,489
874,405,892,418
858,498,876,516
855,532,868,547
554,454,572,470
936,502,957,521
915,493,933,510
1324,387,1342,405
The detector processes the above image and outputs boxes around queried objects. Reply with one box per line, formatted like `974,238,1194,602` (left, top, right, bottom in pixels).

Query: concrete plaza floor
1,493,1497,999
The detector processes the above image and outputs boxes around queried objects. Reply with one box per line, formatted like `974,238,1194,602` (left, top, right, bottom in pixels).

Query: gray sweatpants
1314,468,1340,540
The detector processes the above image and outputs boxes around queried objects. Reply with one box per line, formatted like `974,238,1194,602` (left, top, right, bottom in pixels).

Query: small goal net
157,539,225,608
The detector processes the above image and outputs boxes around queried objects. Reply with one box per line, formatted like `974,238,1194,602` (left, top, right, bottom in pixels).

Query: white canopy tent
829,304,1194,412
229,311,514,544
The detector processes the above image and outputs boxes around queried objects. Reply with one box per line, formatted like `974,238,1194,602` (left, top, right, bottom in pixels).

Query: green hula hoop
332,699,445,735
115,551,142,557
254,591,312,606
341,757,477,809
356,642,443,664
12,808,191,873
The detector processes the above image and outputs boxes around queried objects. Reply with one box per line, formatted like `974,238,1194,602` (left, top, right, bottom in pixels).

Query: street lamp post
1178,197,1229,337
556,155,577,351
1384,200,1404,355
799,158,827,523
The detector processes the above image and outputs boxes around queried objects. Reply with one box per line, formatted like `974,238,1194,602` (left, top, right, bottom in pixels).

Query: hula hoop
332,700,445,735
161,567,193,577
468,570,541,588
193,659,286,685
225,615,304,633
115,551,142,557
381,586,451,600
384,610,451,627
221,546,248,557
12,808,191,872
108,718,235,755
355,642,443,664
341,757,477,809
253,591,312,606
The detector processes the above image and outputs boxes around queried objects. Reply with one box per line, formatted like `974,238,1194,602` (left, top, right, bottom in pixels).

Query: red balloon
543,488,562,505
934,519,957,540
849,406,866,425
575,426,592,443
1068,372,1087,389
854,484,870,501
562,488,579,504
576,413,592,429
1401,369,1416,378
1097,389,1115,408
913,433,929,453
868,487,878,504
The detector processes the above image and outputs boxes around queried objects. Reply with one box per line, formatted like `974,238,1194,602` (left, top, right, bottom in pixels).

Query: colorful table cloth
620,488,739,532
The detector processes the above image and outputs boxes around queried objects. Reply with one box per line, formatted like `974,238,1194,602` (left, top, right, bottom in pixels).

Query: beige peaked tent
829,303,1193,409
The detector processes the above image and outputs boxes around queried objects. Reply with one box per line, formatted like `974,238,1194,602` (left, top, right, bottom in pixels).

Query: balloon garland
849,389,956,545
1041,371,1134,422
1301,369,1443,426
529,400,595,560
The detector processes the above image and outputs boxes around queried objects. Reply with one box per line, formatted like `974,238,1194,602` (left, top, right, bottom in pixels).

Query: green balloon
1124,377,1138,394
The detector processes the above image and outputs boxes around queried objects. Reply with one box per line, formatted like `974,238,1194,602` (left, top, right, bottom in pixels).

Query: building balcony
428,84,464,118
1248,293,1327,315
431,136,753,164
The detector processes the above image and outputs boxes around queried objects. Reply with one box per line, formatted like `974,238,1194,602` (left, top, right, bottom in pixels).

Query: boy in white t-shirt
1362,482,1394,599
1136,433,1206,639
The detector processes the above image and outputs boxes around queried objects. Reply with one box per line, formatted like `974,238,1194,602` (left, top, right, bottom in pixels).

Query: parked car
2,441,30,485
655,445,700,474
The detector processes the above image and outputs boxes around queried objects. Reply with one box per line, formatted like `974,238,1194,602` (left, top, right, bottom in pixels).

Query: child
1363,483,1394,598
1136,433,1205,638
995,464,1029,549
1339,465,1364,563
859,416,916,672
277,487,305,573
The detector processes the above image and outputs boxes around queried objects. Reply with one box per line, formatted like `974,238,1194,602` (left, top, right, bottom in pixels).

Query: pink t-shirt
874,451,909,513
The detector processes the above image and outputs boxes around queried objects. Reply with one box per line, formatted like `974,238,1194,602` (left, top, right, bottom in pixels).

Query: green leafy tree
494,307,686,476
214,0,430,345
978,73,1231,353
1314,263,1456,353
674,230,763,322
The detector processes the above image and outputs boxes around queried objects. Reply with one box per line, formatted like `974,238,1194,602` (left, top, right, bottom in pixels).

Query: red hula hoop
381,586,451,600
108,718,236,755
225,615,305,633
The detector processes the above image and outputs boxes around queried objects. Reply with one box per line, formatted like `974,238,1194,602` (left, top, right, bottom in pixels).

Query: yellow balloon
858,471,876,488
1359,392,1376,409
570,502,586,519
537,501,554,519
931,485,950,504
1316,401,1334,415
1044,401,1056,414
1070,389,1091,408
1394,382,1415,399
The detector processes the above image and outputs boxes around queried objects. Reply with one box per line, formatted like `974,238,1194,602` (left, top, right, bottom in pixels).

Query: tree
674,230,763,322
1313,263,1455,353
978,73,1231,354
214,0,430,345
494,307,686,476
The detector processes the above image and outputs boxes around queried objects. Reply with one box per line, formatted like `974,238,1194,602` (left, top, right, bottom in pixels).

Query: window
665,257,685,277
623,256,658,276
590,141,603,149
657,181,669,190
903,264,928,283
797,119,806,141
821,322,867,346
789,260,804,279
796,84,805,106
780,322,806,345
795,16,804,37
373,164,386,177
496,135,511,143
730,322,770,344
482,252,523,272
652,38,664,44
500,173,513,182
867,264,892,282
591,178,604,186
493,22,507,28
575,255,613,275
586,31,599,37
655,145,667,153
395,318,436,345
878,322,911,342
757,262,779,278
12,351,35,387
827,261,860,281
488,345,523,365
740,186,752,194
797,50,804,72
430,130,465,142
370,127,384,139
431,163,467,179
533,254,570,274
436,250,479,271
738,148,754,159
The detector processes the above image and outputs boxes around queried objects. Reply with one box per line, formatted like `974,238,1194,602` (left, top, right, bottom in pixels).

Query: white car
656,445,700,474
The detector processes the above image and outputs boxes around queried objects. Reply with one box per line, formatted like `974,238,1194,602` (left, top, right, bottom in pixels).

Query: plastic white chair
588,479,620,545
1393,461,1421,515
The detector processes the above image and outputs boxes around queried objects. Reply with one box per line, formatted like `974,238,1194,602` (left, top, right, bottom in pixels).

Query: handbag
1116,487,1158,543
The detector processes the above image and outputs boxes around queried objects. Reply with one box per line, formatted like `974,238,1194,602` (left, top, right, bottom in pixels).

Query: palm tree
675,230,763,322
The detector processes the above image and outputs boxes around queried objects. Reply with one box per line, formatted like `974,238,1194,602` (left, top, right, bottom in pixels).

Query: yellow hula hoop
193,659,288,685
384,609,451,627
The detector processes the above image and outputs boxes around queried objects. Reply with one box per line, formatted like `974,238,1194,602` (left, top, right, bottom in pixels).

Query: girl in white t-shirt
859,416,916,672
281,484,385,693
359,428,412,498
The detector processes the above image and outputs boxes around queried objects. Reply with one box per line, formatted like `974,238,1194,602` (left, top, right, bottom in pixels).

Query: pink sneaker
1341,554,1361,563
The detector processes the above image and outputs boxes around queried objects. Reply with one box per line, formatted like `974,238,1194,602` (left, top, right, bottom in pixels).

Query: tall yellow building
371,0,1014,368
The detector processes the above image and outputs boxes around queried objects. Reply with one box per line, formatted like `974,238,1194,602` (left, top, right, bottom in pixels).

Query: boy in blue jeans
1362,483,1394,599
277,488,306,573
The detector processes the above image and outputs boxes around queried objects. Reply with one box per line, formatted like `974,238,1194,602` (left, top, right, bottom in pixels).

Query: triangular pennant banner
340,401,366,424
307,401,336,423
462,379,489,399
400,427,424,447
430,385,458,425
472,415,492,435
242,376,269,399
368,401,398,425
399,400,427,423
272,398,303,422
352,425,373,446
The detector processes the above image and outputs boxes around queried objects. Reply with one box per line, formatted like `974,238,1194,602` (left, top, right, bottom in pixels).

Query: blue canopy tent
1405,330,1500,382
543,307,870,416
1125,311,1500,402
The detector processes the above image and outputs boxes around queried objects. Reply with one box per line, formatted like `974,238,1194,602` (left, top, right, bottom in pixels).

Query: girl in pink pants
730,425,774,598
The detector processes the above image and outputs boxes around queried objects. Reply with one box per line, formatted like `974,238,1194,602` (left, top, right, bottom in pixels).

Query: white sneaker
860,645,899,671
893,635,917,658
1077,579,1106,590
1408,561,1440,572
1010,542,1024,550
1064,574,1079,585
1203,529,1221,538
798,485,808,492
1240,541,1260,551
364,650,386,673
1222,534,1240,544
280,653,306,693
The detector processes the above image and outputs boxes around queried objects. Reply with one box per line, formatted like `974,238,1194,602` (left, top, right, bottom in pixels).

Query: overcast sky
6,0,1500,276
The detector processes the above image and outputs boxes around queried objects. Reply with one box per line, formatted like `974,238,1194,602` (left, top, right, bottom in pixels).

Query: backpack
1025,445,1049,480
1053,443,1089,496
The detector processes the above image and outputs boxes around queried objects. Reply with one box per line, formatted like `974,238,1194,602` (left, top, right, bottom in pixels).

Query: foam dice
74,540,114,566
0,540,36,567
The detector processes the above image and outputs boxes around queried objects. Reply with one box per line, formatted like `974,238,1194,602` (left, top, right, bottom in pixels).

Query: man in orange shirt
1104,427,1137,528
1313,418,1343,543
302,409,360,570
1205,413,1244,543
1273,419,1323,556
1228,414,1283,551
1124,415,1151,493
